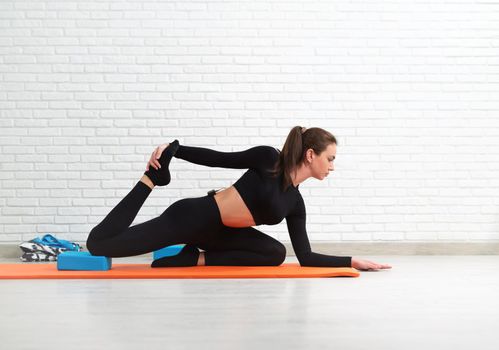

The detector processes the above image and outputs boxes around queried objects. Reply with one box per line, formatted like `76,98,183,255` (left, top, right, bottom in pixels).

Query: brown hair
270,126,337,192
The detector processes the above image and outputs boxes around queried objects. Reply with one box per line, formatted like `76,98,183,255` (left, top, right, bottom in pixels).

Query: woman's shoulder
263,146,280,168
247,145,279,165
252,145,279,154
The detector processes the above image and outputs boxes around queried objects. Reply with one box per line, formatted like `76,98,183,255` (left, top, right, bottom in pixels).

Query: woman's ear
305,148,314,164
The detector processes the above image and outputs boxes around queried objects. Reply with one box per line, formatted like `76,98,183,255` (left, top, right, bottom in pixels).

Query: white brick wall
1,0,499,245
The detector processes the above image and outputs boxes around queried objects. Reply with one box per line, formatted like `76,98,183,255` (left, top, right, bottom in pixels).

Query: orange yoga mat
0,263,359,279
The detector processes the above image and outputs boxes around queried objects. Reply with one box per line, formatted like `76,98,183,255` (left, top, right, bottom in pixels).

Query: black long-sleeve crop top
174,144,352,268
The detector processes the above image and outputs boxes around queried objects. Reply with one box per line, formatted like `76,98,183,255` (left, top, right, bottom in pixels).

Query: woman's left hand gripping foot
144,140,180,186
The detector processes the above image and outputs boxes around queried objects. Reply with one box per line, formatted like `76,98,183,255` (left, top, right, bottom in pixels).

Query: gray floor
1,256,498,350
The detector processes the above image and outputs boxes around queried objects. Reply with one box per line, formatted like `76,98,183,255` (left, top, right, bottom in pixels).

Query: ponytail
271,126,337,192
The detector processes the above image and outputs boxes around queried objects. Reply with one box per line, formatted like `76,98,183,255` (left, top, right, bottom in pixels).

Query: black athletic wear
174,144,352,267
86,181,287,266
151,244,200,267
86,143,352,267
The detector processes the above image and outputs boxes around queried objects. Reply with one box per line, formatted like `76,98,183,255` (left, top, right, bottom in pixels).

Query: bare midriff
213,186,256,228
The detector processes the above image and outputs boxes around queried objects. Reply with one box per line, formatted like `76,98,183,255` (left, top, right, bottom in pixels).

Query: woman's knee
267,241,286,266
86,227,105,256
86,236,97,256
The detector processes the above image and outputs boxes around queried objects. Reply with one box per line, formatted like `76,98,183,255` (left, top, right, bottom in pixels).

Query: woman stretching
86,126,391,271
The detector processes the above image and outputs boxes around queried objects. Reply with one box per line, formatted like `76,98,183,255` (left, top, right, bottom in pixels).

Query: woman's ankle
140,175,155,190
197,251,205,266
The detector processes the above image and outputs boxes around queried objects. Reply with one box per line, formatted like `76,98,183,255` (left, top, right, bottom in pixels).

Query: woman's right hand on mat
146,143,170,171
351,258,392,271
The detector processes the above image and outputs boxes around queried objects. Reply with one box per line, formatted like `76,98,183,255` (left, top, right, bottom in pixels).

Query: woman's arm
286,195,392,270
286,195,352,267
174,144,278,170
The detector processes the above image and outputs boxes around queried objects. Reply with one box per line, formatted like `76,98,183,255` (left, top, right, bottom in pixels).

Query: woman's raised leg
86,179,155,254
87,194,224,259
87,179,152,243
86,141,180,256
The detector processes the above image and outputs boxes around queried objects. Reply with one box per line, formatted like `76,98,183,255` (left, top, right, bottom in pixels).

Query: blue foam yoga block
153,245,184,260
57,251,112,271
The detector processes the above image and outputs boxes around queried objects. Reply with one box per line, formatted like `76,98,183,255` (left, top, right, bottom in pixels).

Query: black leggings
86,181,286,266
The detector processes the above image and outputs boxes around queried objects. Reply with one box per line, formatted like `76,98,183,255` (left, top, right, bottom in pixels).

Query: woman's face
308,143,336,180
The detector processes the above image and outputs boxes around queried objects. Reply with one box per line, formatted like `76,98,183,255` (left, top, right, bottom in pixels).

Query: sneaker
19,241,64,256
37,234,82,252
19,234,82,262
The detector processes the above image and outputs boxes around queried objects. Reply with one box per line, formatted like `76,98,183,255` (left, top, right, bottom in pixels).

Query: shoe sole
20,252,57,262
19,242,65,255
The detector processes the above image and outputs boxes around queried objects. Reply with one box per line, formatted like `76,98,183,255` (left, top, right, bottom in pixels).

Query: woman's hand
351,257,392,271
146,143,170,171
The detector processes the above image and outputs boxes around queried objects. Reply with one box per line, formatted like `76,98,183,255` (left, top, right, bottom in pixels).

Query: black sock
151,245,200,268
144,140,180,186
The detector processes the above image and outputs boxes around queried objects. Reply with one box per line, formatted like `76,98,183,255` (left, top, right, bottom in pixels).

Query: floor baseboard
296,242,499,256
2,242,499,259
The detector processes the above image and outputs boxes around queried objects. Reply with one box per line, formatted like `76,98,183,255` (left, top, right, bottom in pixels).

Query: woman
86,126,391,271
